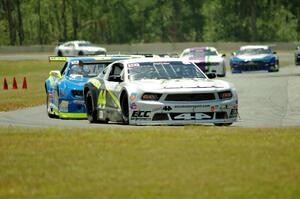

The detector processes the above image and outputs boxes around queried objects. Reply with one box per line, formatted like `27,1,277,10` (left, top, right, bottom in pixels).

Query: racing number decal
98,90,107,108
171,113,213,120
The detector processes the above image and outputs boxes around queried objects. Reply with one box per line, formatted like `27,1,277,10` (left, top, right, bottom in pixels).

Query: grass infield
0,127,300,198
0,60,62,111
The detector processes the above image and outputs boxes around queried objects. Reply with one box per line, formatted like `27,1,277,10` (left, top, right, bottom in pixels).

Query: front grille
216,112,228,119
152,113,169,121
165,93,215,101
71,90,83,97
195,62,219,72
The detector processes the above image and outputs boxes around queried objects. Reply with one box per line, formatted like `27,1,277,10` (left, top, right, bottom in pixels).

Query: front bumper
195,62,224,75
129,99,238,125
58,99,87,119
231,61,276,72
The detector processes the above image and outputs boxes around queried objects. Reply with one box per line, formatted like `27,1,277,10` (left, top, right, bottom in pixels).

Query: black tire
46,93,56,118
269,61,279,72
78,51,84,56
121,92,129,124
57,50,63,57
214,123,233,126
86,90,99,123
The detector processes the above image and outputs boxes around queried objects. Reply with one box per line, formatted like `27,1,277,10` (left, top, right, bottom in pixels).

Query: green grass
0,60,62,111
0,127,299,198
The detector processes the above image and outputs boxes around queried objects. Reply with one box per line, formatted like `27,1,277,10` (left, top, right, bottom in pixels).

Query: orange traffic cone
22,77,27,89
3,77,8,90
12,77,18,89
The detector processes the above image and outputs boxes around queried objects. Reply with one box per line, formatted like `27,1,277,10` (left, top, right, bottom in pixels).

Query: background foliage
0,0,300,45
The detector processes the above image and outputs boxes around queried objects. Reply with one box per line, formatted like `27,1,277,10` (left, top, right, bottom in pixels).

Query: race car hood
235,54,275,61
187,55,223,63
65,75,90,87
130,78,231,92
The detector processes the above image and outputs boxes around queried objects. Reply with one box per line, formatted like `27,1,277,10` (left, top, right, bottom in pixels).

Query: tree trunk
250,0,257,42
62,0,67,41
2,0,16,45
36,0,43,44
16,0,24,45
71,0,78,40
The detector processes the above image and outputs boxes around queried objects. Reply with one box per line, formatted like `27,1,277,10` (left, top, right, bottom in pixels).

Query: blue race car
230,45,279,73
45,55,142,119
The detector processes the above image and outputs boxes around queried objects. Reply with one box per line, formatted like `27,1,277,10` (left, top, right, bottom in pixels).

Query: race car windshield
128,61,206,81
237,48,272,55
187,49,218,57
78,43,93,47
69,63,107,77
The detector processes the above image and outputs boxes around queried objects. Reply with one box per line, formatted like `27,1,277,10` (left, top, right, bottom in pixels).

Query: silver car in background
55,40,106,56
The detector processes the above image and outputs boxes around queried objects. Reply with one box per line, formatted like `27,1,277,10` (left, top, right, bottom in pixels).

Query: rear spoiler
48,56,71,62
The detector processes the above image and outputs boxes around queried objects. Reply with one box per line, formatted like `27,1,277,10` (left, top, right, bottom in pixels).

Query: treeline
0,0,300,45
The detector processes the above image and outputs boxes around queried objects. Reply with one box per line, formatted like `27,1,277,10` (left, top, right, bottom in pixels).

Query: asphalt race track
1,55,300,128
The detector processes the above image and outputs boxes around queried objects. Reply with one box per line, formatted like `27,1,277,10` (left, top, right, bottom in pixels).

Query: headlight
141,93,162,101
218,91,233,100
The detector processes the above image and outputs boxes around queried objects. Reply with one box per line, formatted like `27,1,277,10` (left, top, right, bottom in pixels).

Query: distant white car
180,47,226,77
55,41,106,56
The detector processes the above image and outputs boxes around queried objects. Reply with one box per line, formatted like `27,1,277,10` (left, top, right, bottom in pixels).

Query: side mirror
207,73,216,79
49,70,62,78
296,46,300,50
232,52,236,56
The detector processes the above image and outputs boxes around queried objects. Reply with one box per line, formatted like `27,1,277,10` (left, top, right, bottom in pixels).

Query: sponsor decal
71,60,80,65
170,112,213,120
163,106,172,111
130,103,138,110
59,100,69,112
99,111,104,119
128,63,140,68
73,100,83,104
131,111,151,118
130,93,137,101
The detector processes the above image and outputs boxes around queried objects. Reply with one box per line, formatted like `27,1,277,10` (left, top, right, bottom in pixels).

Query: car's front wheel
86,90,99,123
121,92,129,125
214,123,233,126
46,93,56,118
269,61,279,72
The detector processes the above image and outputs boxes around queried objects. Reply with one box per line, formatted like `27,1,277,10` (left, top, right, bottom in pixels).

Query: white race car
180,47,226,77
84,58,238,126
55,40,106,56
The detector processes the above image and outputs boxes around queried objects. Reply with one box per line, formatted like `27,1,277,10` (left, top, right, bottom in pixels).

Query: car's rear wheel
214,123,233,126
121,92,129,125
57,50,63,57
86,90,99,123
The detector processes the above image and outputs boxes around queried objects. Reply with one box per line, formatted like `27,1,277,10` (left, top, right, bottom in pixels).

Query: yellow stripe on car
98,90,107,108
107,90,121,110
88,79,101,89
